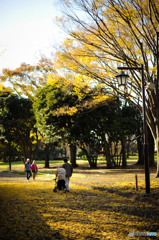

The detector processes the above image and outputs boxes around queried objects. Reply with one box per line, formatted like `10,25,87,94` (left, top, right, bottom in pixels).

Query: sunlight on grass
0,156,140,171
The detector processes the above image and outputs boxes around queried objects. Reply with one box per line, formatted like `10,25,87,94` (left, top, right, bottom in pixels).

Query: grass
0,156,159,199
0,168,159,239
0,155,139,169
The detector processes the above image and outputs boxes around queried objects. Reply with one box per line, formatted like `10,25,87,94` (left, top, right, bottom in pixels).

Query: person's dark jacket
62,162,73,177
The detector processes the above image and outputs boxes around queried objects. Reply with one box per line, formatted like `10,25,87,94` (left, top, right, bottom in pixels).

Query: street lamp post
116,64,150,194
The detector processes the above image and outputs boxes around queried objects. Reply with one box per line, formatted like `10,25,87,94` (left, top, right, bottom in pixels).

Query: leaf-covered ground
0,170,159,240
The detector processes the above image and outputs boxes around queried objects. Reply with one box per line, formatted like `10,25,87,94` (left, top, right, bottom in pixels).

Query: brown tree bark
44,143,49,168
70,144,77,167
148,126,155,167
136,137,144,165
121,138,127,168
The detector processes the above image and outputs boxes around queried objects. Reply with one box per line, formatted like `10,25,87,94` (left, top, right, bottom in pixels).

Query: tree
0,57,56,166
0,57,55,100
34,78,115,167
69,100,121,168
54,0,159,175
117,106,139,167
33,82,79,167
34,77,138,168
0,95,37,163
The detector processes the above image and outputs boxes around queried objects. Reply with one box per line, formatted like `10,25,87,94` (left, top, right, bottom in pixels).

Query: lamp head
115,71,129,86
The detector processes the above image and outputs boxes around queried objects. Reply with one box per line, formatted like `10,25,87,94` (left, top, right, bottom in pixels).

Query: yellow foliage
52,106,78,116
47,74,71,89
0,83,4,91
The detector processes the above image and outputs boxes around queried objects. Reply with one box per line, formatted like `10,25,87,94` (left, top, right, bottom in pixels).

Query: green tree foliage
0,57,56,166
34,78,139,168
0,95,37,163
71,103,139,168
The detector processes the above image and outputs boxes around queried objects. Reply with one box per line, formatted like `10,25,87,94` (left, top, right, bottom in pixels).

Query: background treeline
0,81,151,169
0,0,158,172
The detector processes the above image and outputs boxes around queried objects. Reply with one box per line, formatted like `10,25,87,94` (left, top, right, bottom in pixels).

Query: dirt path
0,171,53,183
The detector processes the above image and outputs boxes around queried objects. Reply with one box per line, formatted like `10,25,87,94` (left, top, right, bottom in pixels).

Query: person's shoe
64,189,66,193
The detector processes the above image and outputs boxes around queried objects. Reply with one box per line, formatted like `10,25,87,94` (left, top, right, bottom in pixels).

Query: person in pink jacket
31,160,38,181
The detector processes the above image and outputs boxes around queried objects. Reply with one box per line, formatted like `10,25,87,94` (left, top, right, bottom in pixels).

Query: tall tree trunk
101,134,112,168
8,129,11,171
156,128,159,177
148,126,155,167
33,128,38,161
65,147,67,157
155,30,159,177
121,138,127,168
44,143,49,168
126,136,130,158
70,144,77,167
105,142,112,169
137,137,144,164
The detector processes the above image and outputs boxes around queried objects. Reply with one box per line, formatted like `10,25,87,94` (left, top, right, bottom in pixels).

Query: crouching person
56,166,66,194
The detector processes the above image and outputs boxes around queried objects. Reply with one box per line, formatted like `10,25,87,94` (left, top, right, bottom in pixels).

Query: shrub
77,149,86,157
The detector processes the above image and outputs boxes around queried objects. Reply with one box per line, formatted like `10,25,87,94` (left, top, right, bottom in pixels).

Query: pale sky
0,0,65,73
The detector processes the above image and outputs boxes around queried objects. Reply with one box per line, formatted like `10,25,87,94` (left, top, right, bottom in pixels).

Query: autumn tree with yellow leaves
54,0,159,176
0,56,55,100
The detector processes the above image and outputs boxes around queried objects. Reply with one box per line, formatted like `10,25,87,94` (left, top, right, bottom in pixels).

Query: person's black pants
26,170,31,180
57,180,66,191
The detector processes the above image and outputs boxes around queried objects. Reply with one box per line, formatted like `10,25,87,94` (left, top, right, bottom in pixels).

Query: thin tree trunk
101,134,112,168
126,136,130,158
65,147,67,157
156,128,159,177
33,128,38,161
148,126,155,167
44,143,49,168
122,138,127,168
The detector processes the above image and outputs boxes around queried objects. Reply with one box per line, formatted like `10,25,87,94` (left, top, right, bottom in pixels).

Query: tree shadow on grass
48,188,159,238
0,185,73,240
0,171,26,178
53,188,159,233
38,162,156,175
0,183,158,240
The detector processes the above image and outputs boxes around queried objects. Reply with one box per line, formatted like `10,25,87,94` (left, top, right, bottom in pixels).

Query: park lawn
0,175,159,240
0,156,158,199
0,156,138,172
